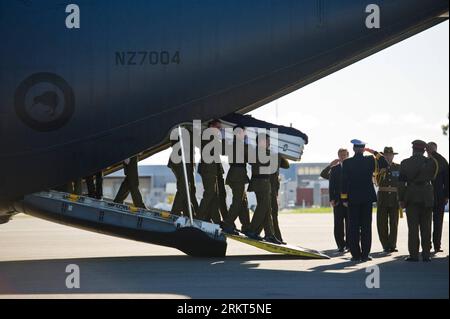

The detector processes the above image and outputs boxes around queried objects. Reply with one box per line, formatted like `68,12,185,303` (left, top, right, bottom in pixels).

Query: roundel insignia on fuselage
14,72,75,132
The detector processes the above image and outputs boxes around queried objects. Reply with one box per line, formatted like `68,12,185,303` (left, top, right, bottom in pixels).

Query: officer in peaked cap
341,139,388,262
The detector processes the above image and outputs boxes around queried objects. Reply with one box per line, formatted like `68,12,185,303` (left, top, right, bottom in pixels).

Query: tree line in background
443,114,449,136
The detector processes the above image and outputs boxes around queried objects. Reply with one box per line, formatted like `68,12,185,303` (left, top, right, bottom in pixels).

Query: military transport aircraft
0,0,448,257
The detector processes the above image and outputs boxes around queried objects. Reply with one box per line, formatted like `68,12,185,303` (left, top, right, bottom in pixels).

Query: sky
143,21,449,166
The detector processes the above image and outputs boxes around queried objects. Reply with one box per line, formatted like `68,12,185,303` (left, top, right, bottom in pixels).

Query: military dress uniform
247,158,274,240
376,147,401,252
341,140,388,261
168,134,199,218
217,163,230,222
198,132,223,224
223,140,251,233
114,156,146,209
399,140,439,262
269,155,290,242
429,150,449,253
247,144,281,244
321,162,349,251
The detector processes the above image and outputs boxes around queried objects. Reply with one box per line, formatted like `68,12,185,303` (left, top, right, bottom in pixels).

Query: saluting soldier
168,127,199,218
197,120,223,224
320,159,341,180
114,156,146,209
375,147,401,253
222,126,251,234
321,148,350,253
341,140,388,262
399,140,439,262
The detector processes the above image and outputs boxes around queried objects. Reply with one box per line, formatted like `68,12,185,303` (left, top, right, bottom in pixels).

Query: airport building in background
104,163,331,210
104,166,176,209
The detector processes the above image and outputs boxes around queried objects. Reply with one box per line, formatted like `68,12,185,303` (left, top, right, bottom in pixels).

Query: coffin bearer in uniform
270,155,290,244
114,156,146,209
198,120,223,224
321,148,350,253
341,140,388,262
168,127,199,218
216,120,230,222
222,126,251,234
246,133,282,244
426,142,449,254
399,140,439,262
217,163,230,222
375,147,401,253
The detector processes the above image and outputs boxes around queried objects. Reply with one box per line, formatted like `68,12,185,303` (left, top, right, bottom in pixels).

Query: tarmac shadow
0,254,448,298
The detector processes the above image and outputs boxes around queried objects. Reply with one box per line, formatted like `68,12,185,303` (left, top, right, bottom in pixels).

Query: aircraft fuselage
0,0,448,208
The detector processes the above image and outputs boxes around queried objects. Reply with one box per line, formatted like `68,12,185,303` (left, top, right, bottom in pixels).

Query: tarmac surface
0,212,448,299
